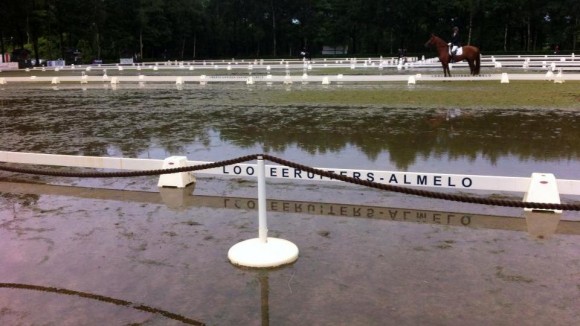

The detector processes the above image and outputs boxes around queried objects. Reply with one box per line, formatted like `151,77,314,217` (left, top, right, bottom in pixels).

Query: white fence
1,150,575,267
1,151,578,196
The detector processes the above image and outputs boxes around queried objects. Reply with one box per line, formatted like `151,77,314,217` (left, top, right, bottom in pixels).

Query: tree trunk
0,31,5,61
192,34,196,59
270,0,277,57
181,37,185,59
33,35,39,66
527,18,531,52
468,11,473,45
504,24,508,52
96,29,101,59
59,32,65,59
574,17,578,52
140,30,143,60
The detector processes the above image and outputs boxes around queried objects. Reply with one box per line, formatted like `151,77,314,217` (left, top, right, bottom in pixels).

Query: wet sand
1,83,579,325
0,175,579,325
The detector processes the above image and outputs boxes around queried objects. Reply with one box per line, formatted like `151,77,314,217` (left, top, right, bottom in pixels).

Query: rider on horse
448,26,461,62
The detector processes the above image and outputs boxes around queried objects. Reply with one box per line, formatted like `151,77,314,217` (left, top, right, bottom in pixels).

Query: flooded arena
1,80,579,325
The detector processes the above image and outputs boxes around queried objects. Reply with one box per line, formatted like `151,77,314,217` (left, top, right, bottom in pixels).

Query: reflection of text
223,198,471,226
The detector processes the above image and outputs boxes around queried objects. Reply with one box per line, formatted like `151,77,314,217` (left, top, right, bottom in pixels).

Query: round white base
228,237,299,268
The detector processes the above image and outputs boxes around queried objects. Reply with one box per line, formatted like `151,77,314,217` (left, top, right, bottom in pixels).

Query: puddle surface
0,84,579,325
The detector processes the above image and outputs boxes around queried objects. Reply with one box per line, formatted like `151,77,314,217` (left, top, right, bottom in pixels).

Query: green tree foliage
0,0,577,64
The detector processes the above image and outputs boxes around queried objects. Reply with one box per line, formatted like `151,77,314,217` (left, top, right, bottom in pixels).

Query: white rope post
227,156,299,268
257,155,268,243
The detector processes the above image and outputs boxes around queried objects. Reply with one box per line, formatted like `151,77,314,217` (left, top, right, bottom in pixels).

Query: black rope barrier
261,155,580,211
1,154,579,211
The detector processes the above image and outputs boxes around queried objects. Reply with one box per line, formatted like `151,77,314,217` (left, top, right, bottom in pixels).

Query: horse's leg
467,59,474,75
441,56,451,77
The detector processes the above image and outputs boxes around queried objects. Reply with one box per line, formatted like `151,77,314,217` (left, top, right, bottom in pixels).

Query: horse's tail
475,51,481,75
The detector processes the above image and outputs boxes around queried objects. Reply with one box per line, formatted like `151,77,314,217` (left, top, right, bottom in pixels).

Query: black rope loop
1,153,579,211
261,154,580,211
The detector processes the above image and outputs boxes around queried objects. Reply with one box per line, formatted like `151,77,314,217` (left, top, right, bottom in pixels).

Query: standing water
0,82,579,325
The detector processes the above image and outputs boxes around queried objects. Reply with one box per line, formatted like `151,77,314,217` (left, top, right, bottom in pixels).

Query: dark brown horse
424,34,481,77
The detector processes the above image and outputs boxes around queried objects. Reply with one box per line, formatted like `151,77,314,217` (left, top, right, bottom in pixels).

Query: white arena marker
51,77,60,84
545,71,554,81
322,76,330,85
176,77,183,85
554,71,564,84
523,173,562,239
408,76,416,85
523,173,562,213
500,73,509,84
228,157,298,268
110,77,119,84
157,156,196,188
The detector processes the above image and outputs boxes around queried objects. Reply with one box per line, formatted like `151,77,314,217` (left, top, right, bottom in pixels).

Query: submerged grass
265,81,580,109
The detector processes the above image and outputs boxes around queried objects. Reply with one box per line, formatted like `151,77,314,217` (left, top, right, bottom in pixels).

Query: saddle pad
450,47,463,56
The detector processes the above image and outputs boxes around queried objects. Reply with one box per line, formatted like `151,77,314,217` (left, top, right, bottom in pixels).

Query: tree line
0,0,578,65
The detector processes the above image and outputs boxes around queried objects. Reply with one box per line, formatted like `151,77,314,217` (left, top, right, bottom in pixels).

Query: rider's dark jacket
450,33,461,47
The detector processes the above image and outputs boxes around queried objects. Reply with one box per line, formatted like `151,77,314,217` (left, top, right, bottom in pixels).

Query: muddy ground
0,82,579,325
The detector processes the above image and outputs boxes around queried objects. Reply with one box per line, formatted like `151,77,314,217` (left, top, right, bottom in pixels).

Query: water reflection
260,272,269,326
1,181,577,238
1,86,579,174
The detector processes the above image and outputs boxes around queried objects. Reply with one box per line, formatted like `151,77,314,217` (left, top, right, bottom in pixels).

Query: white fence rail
1,151,578,196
